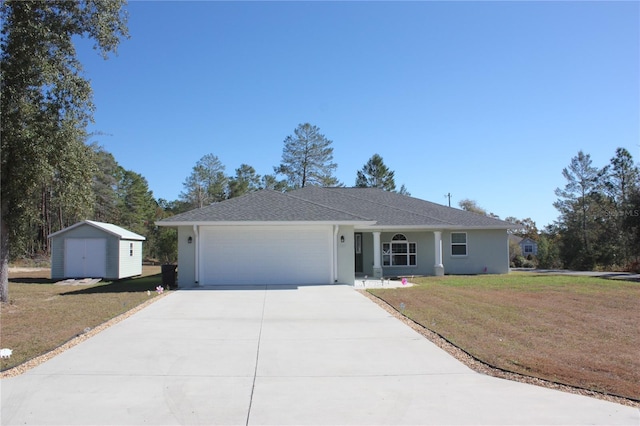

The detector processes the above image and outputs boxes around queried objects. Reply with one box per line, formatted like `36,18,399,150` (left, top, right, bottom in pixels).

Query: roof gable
48,220,146,240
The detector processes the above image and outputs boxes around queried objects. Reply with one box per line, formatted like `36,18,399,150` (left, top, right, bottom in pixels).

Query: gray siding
50,235,65,279
117,240,143,278
519,238,538,256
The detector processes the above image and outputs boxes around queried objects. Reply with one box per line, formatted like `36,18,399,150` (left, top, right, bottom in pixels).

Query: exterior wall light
340,235,345,243
187,236,193,244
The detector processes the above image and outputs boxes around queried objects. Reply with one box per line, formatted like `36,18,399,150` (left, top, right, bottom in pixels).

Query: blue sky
76,1,639,228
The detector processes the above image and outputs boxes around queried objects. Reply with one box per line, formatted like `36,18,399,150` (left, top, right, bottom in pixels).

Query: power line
444,193,451,207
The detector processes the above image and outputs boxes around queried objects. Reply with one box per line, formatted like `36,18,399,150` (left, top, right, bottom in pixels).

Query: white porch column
372,231,383,278
333,225,339,283
193,225,200,284
433,231,445,276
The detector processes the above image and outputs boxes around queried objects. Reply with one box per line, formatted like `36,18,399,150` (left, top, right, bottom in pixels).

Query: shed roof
48,220,146,241
158,187,516,230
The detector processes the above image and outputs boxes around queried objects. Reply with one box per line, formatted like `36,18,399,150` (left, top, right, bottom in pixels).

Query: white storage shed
49,220,145,280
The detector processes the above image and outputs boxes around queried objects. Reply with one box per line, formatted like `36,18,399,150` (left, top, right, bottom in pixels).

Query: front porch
354,230,445,278
351,228,510,277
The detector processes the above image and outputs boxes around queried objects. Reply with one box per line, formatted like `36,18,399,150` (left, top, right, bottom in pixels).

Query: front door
354,233,363,273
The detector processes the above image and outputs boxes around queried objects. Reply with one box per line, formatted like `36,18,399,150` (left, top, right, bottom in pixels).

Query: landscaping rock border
359,289,639,409
0,291,170,379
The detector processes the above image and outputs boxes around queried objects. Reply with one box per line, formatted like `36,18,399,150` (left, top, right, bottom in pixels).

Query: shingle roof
158,187,515,229
158,189,371,223
290,186,514,228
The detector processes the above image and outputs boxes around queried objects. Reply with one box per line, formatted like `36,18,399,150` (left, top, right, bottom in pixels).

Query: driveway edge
357,289,640,409
0,290,173,379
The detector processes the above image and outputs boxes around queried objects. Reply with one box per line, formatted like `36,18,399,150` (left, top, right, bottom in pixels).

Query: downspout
193,225,199,284
333,225,339,283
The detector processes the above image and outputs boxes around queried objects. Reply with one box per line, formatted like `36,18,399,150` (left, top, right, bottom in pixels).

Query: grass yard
369,273,640,402
1,265,165,372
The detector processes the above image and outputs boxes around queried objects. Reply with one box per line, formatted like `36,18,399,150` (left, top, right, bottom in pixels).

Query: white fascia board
355,224,518,231
48,222,84,238
48,220,146,240
156,220,377,227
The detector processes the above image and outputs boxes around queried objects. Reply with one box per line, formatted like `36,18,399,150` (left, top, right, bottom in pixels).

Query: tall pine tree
355,154,396,191
276,123,339,189
553,151,604,269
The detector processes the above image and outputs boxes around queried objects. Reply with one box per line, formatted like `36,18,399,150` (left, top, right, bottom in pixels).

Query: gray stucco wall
335,225,355,285
380,231,434,277
358,229,509,277
358,231,435,278
177,226,197,287
443,229,509,274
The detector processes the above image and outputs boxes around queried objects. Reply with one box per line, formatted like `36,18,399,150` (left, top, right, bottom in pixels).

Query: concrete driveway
1,285,637,425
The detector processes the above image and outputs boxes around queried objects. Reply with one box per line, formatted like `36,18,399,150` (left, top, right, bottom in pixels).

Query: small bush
511,255,525,268
511,255,537,269
628,260,640,274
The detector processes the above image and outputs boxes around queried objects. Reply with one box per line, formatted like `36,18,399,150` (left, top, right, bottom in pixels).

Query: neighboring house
508,235,538,259
157,187,518,288
519,237,538,257
49,220,145,280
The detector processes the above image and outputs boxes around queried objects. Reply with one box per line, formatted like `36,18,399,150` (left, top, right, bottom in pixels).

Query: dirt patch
8,267,49,273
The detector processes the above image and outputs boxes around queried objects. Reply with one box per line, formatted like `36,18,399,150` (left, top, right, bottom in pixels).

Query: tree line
178,124,409,210
550,148,639,271
5,110,407,263
0,1,411,303
461,148,640,272
2,1,637,303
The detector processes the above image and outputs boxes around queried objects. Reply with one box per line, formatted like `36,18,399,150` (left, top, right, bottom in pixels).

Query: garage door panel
201,226,332,285
64,238,107,278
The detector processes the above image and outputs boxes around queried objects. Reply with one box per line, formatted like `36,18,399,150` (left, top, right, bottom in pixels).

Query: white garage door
200,225,333,285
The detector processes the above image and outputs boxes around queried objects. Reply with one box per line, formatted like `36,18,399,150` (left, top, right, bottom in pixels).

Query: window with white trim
524,244,533,254
382,234,417,266
451,232,467,256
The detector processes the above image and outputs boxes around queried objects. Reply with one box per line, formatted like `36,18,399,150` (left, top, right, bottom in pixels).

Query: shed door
200,226,333,285
64,238,107,278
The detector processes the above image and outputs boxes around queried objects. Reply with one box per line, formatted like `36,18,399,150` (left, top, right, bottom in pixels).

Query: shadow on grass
9,278,56,284
61,274,164,295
